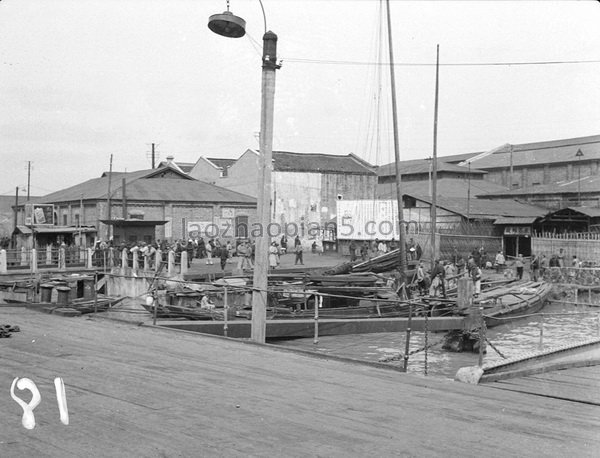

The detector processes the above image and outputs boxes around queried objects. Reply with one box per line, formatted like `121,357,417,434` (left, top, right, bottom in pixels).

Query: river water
276,302,600,379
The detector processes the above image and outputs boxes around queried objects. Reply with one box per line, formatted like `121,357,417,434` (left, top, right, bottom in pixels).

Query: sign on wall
24,204,54,226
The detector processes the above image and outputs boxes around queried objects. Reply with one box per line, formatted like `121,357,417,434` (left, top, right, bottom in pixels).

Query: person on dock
515,254,524,280
205,239,214,265
295,242,304,265
219,243,229,271
530,253,540,281
269,242,279,269
360,241,369,261
280,235,288,254
540,254,548,279
349,240,357,262
494,250,506,273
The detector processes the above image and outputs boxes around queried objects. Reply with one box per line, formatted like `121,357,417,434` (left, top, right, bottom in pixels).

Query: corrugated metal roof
377,177,508,199
482,174,600,197
15,225,97,234
467,135,600,169
377,158,485,177
494,216,539,225
272,151,376,174
567,207,600,218
410,194,546,220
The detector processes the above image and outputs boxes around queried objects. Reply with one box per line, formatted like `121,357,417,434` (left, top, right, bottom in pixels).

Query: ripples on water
276,302,600,379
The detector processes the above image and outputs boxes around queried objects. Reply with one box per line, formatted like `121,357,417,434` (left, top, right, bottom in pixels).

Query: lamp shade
208,11,246,38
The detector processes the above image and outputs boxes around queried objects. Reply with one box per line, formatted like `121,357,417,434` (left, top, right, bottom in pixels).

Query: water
276,302,600,379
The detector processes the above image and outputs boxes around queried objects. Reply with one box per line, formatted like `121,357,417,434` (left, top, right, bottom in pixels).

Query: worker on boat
429,259,446,298
468,258,482,297
416,262,428,296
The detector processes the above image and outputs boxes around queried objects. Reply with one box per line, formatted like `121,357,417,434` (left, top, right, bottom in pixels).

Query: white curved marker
10,377,42,430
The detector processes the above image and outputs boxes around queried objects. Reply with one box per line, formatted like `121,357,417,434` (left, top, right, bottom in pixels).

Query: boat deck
0,306,598,457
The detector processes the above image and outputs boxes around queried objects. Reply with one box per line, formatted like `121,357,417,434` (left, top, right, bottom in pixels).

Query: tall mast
431,45,440,267
385,0,407,280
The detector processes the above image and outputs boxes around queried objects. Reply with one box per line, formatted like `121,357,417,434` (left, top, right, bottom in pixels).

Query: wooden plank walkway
488,366,600,405
1,307,599,457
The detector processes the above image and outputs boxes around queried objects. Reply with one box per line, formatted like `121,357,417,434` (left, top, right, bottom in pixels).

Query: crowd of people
92,234,320,272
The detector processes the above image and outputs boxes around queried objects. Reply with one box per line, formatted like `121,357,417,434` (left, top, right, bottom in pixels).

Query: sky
1,0,599,196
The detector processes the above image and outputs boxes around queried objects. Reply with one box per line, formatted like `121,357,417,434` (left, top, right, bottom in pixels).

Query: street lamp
576,148,584,206
209,1,280,343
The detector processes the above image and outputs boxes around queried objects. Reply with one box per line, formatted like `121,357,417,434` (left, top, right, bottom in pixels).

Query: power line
283,57,600,67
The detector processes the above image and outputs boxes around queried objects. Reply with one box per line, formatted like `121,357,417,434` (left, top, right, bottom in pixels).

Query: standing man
494,250,506,273
294,242,304,265
349,240,357,262
469,259,482,297
530,253,540,281
515,254,524,280
360,241,369,261
429,259,446,298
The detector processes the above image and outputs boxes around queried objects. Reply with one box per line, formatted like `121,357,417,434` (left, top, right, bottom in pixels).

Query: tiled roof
465,135,600,169
377,158,484,177
410,194,546,220
377,177,508,199
37,165,255,205
271,151,375,175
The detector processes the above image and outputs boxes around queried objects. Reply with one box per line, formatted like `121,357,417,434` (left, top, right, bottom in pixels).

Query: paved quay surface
1,307,599,457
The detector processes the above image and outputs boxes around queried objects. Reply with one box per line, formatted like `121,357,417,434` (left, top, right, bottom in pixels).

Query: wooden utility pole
106,154,113,240
152,143,156,169
385,0,408,280
251,31,279,344
27,161,31,201
431,45,440,267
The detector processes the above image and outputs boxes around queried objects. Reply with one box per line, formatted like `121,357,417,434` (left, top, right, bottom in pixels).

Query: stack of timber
351,250,419,275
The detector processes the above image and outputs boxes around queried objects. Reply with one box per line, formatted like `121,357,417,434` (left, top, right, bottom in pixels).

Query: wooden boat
466,281,552,328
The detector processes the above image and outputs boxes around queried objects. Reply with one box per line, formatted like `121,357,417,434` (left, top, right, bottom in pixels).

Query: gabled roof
35,165,256,205
271,151,376,175
409,194,546,220
157,160,195,173
377,177,508,199
378,158,485,177
207,158,236,170
464,134,600,169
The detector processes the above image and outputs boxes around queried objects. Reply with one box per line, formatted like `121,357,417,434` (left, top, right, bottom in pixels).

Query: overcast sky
1,0,599,196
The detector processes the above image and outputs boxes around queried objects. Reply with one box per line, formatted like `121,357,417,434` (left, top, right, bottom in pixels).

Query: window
235,215,249,238
63,214,68,226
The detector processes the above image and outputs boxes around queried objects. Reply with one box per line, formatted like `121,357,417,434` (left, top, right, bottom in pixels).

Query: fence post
0,249,7,274
538,313,544,351
313,294,321,345
31,249,38,273
223,287,228,338
120,248,127,268
424,307,429,376
168,250,175,276
478,305,486,367
180,252,188,274
155,250,163,272
403,303,413,372
58,247,66,271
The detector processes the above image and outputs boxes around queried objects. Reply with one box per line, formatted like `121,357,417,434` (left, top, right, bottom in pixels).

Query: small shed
100,219,168,245
537,207,600,233
12,225,98,250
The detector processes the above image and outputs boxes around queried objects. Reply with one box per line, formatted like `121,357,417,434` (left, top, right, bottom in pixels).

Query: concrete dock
1,306,599,457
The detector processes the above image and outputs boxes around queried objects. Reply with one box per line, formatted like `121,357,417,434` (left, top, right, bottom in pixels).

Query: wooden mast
385,0,408,282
